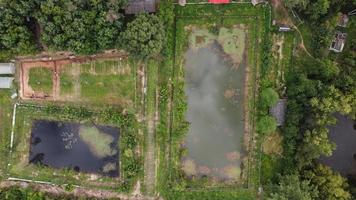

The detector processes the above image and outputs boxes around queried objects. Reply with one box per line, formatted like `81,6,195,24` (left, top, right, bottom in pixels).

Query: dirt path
0,180,157,200
271,0,314,58
143,64,158,196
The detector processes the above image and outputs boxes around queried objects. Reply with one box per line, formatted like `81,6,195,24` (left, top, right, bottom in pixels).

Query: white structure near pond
0,63,15,75
0,77,14,89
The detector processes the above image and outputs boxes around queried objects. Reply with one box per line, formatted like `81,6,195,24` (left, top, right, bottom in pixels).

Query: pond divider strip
9,103,18,151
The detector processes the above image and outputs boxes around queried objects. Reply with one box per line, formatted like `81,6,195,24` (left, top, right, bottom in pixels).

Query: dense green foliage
0,0,127,55
37,0,126,54
303,164,351,200
121,13,165,58
0,1,36,56
257,116,277,135
267,175,318,200
0,186,102,200
260,88,279,109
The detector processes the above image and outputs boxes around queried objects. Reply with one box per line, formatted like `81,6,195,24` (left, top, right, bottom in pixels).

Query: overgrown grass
28,67,53,94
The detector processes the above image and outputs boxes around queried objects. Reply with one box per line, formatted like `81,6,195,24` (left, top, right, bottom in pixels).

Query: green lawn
59,59,136,106
28,67,53,94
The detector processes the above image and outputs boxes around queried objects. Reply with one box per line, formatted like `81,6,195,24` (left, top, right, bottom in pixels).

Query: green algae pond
182,26,249,181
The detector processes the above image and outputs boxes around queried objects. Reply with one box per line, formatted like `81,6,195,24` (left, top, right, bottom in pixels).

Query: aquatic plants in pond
78,126,118,158
29,120,120,177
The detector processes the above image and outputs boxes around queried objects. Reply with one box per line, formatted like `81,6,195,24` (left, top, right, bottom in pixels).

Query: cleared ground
19,53,135,106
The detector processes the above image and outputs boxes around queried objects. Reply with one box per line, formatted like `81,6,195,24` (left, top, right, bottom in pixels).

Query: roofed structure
125,0,157,14
338,14,349,27
270,99,287,126
0,63,15,75
330,31,347,53
0,77,14,89
251,0,266,6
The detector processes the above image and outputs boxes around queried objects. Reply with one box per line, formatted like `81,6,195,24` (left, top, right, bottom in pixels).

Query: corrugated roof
270,99,287,126
125,0,156,14
0,77,14,89
0,63,15,74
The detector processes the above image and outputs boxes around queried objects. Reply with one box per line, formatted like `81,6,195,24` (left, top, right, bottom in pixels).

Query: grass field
28,67,53,94
59,59,136,106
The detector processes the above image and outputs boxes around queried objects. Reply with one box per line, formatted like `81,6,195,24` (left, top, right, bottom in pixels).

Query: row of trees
0,0,165,58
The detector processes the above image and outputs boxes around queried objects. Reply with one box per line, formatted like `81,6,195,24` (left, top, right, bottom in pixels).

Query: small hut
125,0,157,14
0,77,14,89
270,99,287,126
279,26,292,32
251,0,266,6
330,31,347,53
0,63,15,75
337,14,349,28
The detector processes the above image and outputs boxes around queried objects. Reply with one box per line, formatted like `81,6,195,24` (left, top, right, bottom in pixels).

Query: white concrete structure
0,63,15,74
0,77,14,89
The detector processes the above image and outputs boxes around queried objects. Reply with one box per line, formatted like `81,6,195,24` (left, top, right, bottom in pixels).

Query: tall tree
267,174,318,200
121,13,165,59
303,164,351,200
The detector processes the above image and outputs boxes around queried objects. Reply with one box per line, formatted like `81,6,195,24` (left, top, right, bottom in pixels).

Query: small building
125,0,157,14
178,0,186,6
330,31,347,53
337,14,349,28
270,99,287,126
0,63,15,75
279,26,292,32
209,0,230,4
251,0,266,6
0,77,14,89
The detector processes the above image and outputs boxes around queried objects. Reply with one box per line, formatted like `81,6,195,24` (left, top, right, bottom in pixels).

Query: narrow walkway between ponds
143,62,158,196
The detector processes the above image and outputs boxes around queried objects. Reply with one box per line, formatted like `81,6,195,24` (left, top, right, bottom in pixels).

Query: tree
303,164,351,200
296,127,335,167
260,88,279,109
284,0,310,9
37,0,125,54
267,174,318,200
305,0,330,21
121,13,165,58
257,115,277,134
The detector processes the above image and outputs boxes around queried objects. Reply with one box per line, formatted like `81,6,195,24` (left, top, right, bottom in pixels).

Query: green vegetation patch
78,126,117,158
28,67,53,94
79,59,135,105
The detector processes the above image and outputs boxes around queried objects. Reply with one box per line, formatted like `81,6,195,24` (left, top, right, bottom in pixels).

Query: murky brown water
183,42,246,180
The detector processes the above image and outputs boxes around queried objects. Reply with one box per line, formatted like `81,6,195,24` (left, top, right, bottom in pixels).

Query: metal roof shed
0,63,15,75
270,99,287,126
0,77,14,89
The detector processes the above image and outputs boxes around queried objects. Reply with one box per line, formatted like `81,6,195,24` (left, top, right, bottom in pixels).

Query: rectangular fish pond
29,120,120,177
320,114,356,177
181,26,250,181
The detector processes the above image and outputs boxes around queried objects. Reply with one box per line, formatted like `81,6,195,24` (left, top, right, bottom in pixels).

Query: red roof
209,0,229,4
